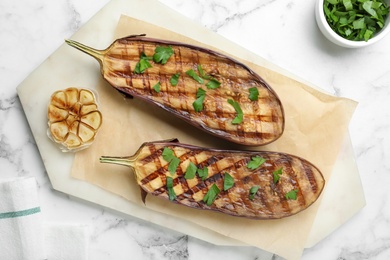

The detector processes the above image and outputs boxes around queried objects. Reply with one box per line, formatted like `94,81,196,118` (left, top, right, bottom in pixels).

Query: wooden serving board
16,0,365,255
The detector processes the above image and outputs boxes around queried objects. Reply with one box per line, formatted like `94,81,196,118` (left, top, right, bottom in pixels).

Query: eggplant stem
99,156,136,168
65,39,104,65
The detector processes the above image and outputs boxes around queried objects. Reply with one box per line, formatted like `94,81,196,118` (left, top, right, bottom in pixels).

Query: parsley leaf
197,64,212,80
203,184,220,206
248,87,259,101
206,79,221,89
153,82,161,93
197,167,209,180
166,176,177,201
153,46,174,64
193,88,206,112
134,52,152,74
184,162,197,179
170,73,180,86
168,157,181,174
273,168,283,184
285,188,299,200
247,156,266,170
223,172,234,191
249,185,260,200
162,147,180,175
186,69,204,84
162,147,175,162
227,99,243,124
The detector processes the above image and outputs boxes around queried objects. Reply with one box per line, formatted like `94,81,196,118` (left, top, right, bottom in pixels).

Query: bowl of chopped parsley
315,0,390,47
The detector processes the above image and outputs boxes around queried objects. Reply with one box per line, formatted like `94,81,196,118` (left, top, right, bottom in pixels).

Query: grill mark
268,155,292,215
278,155,306,208
251,171,274,216
302,162,318,194
139,146,163,164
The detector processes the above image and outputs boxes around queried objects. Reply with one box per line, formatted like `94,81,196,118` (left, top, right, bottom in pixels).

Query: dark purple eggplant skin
100,139,325,220
66,35,285,146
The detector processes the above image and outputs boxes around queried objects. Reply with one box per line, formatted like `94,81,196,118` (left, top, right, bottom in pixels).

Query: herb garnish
162,147,175,161
186,69,204,84
193,88,206,112
153,82,161,93
273,168,283,184
203,184,220,206
170,73,180,86
248,87,259,101
197,167,209,181
153,46,174,64
166,176,177,201
134,52,152,74
227,99,243,124
197,64,212,80
285,188,299,200
223,172,234,191
168,157,181,175
247,156,266,170
249,186,260,200
162,147,180,174
197,64,221,89
206,79,221,89
323,0,389,41
184,162,197,179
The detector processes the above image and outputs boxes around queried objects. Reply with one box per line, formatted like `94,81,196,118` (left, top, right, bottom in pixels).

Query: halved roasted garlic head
47,87,102,152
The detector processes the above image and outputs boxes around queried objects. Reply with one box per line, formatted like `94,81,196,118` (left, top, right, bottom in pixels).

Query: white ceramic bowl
315,0,390,48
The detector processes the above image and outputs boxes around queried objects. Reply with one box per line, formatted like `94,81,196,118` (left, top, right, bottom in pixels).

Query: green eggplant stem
65,39,104,65
99,156,136,168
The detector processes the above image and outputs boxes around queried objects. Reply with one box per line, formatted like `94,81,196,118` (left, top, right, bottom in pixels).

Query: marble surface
1,0,389,259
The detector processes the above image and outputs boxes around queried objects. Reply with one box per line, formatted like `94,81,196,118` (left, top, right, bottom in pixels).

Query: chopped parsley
249,186,260,200
203,184,220,206
166,176,177,201
285,188,299,200
162,147,175,162
197,64,212,80
273,168,283,184
170,73,180,86
186,69,204,84
134,52,152,74
227,99,243,124
247,156,266,170
162,147,180,175
223,172,234,191
184,162,197,179
168,157,180,175
206,79,221,89
197,166,209,181
323,0,389,41
248,87,259,101
193,88,206,112
153,46,174,64
153,81,161,93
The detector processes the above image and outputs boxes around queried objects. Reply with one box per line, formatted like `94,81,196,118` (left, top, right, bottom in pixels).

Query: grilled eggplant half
100,139,324,220
66,35,284,146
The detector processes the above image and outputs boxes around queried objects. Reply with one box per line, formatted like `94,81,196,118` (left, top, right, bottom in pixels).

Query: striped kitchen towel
0,177,45,260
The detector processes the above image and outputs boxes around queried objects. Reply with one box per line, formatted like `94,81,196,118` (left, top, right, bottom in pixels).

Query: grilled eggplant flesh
100,140,324,220
66,35,284,146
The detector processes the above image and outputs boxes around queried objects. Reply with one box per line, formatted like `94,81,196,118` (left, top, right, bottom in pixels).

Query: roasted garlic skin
47,87,102,152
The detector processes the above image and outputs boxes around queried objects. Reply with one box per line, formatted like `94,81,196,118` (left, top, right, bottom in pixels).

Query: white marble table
1,0,389,259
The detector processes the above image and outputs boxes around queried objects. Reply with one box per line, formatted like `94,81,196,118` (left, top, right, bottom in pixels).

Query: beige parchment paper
71,15,357,260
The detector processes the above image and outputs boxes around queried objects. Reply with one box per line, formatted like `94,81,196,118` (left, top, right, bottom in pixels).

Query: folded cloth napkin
44,223,90,260
0,177,90,260
0,177,45,260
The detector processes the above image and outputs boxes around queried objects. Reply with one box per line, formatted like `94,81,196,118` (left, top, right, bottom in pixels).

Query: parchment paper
71,15,357,260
